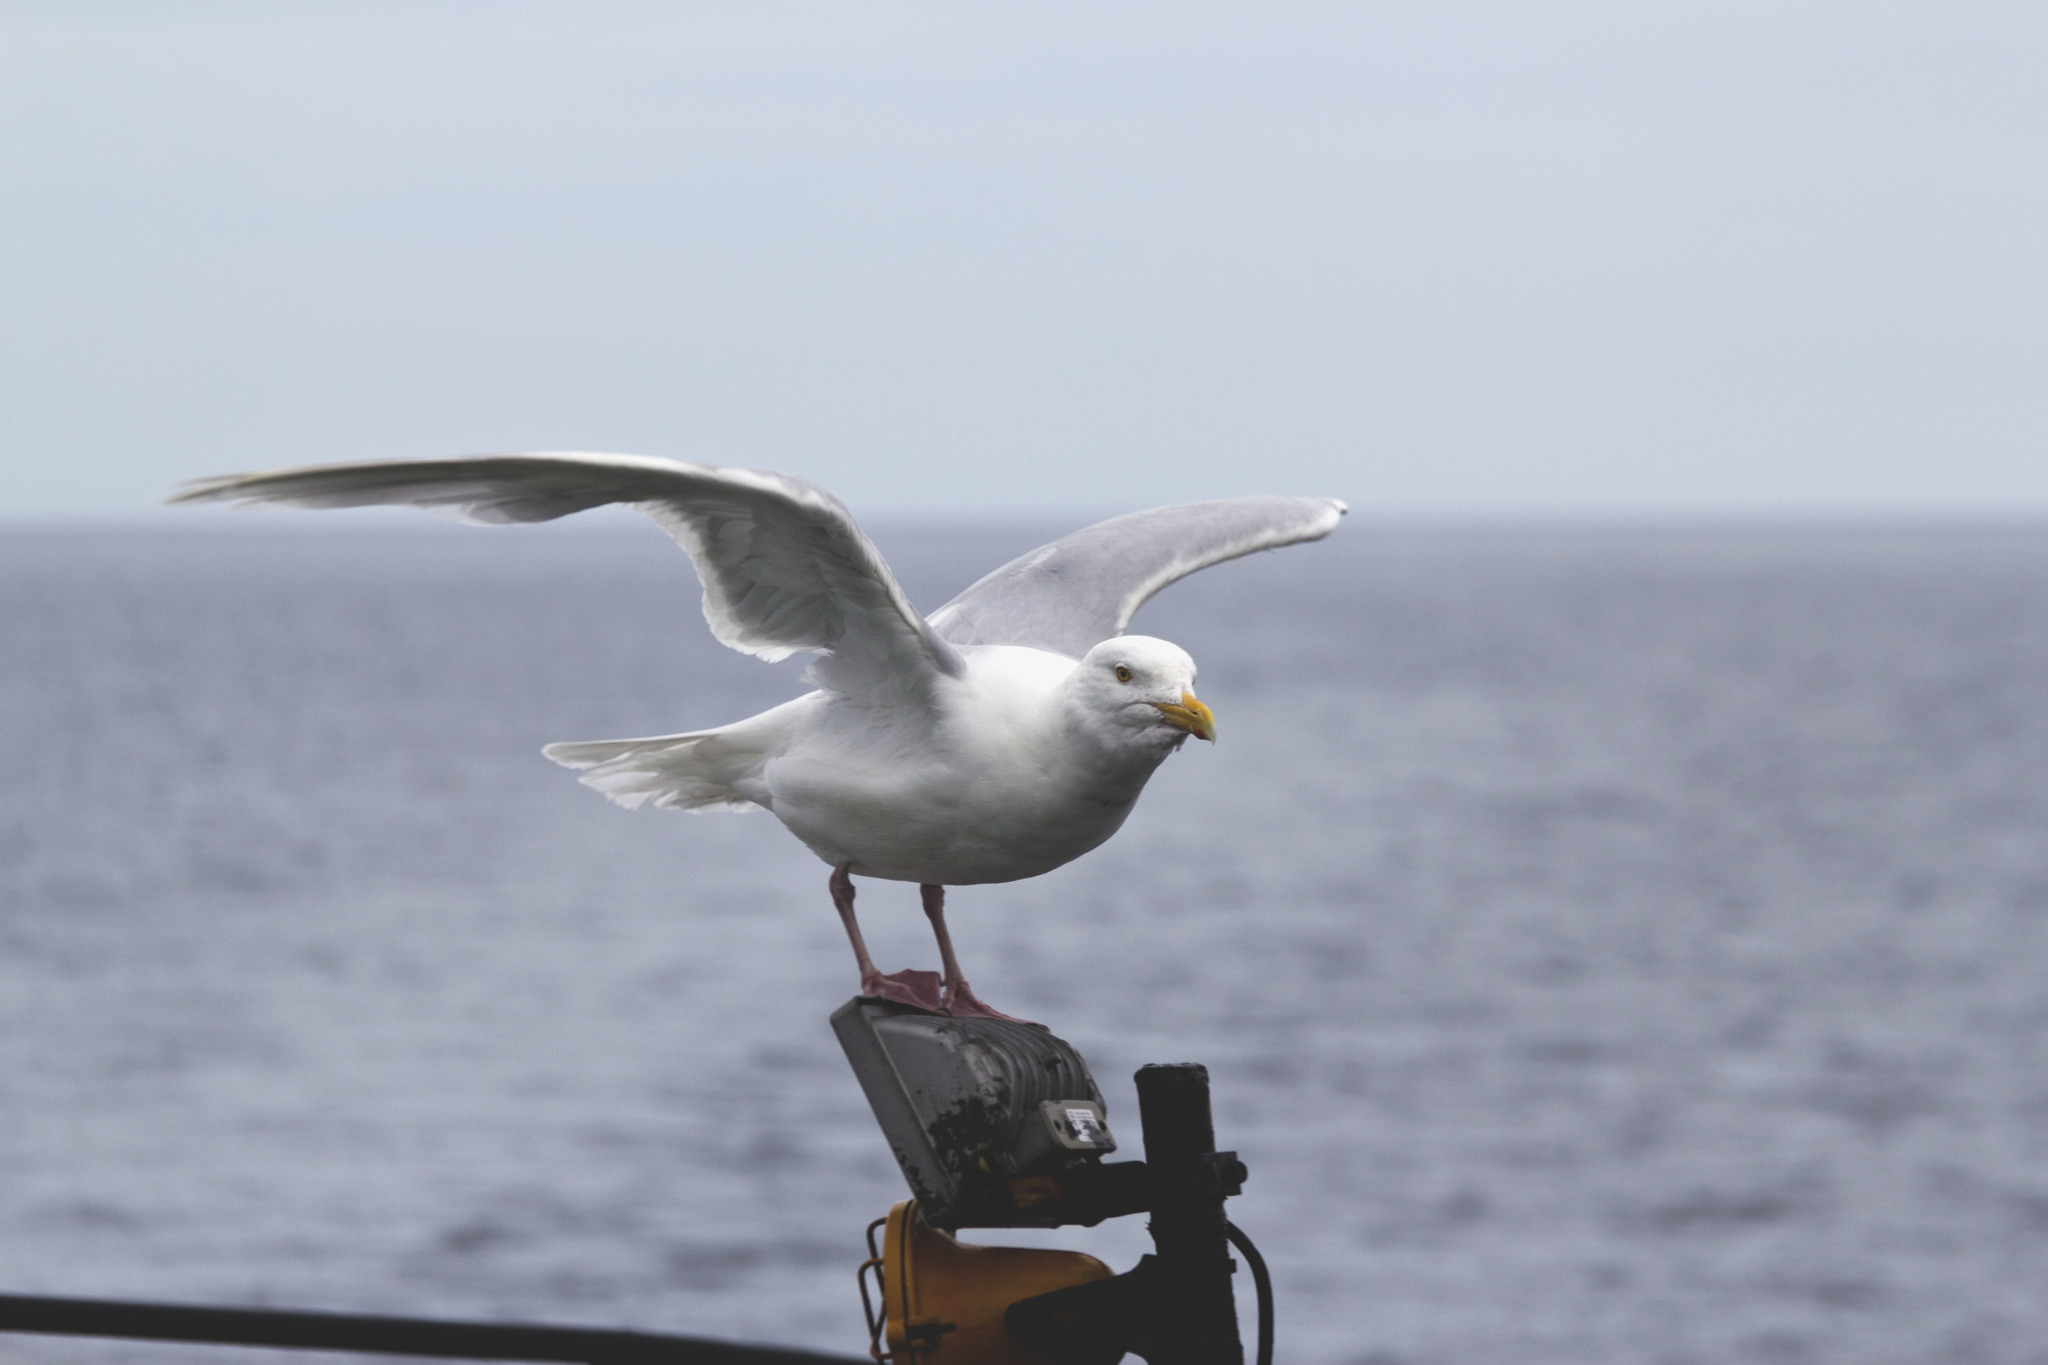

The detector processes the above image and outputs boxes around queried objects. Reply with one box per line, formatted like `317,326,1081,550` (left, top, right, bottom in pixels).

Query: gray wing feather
927,495,1347,659
171,453,964,693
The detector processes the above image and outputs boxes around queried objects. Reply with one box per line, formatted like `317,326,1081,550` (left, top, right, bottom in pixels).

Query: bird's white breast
761,646,1160,884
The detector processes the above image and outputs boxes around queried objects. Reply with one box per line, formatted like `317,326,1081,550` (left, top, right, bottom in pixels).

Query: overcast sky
3,3,2044,521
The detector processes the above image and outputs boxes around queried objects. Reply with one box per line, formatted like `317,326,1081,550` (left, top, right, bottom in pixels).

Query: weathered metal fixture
836,1001,1268,1365
832,1000,1145,1230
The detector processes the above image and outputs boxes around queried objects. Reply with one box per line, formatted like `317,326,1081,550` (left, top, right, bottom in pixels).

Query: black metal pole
1135,1063,1243,1365
0,1293,861,1364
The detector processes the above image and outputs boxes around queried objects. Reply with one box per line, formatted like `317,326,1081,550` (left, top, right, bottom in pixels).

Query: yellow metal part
861,1200,1113,1365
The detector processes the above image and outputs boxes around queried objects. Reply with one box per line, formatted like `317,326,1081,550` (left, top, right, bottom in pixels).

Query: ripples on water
4,521,2048,1364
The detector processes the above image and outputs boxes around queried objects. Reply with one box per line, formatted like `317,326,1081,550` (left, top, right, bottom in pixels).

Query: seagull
174,455,1344,1022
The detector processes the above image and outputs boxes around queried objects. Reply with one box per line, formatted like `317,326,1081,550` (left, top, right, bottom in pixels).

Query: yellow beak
1150,690,1217,743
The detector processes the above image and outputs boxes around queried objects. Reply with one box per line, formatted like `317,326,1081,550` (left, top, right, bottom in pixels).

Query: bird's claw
941,978,1041,1028
860,967,947,1015
859,969,1040,1027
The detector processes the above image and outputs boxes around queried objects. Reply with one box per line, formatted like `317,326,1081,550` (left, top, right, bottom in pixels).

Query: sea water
3,521,2048,1365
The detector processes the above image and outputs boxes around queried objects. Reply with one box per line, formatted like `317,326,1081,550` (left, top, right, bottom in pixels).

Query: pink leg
833,865,944,1013
921,884,1036,1025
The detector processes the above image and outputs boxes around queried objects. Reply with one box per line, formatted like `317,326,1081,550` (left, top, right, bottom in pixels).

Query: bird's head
1070,636,1216,751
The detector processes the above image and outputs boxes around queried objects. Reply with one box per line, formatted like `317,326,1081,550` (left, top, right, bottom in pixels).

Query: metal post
0,1292,859,1364
1135,1064,1243,1365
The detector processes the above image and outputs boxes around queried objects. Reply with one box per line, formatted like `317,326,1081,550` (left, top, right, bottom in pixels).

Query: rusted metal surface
832,999,1136,1229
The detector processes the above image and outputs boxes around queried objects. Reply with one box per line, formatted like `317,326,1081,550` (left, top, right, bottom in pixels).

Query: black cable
0,1292,860,1364
1224,1220,1273,1365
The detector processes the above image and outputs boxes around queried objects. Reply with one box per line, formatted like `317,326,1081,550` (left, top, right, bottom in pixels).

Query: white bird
174,454,1344,1021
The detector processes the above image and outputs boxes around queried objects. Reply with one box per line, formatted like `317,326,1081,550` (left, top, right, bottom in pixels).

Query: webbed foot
941,977,1041,1028
860,967,947,1014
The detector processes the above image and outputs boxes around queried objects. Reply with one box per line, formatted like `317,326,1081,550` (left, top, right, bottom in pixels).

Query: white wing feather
172,453,963,696
927,496,1347,659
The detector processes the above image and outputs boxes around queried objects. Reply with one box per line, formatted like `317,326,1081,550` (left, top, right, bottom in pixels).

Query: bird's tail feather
542,730,763,813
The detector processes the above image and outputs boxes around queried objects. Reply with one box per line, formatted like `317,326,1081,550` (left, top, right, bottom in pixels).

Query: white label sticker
1066,1107,1107,1145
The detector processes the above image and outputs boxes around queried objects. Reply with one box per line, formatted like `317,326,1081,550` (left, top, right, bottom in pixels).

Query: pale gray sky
3,2,2044,520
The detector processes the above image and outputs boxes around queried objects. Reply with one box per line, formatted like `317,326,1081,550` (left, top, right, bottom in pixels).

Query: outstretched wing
927,496,1346,659
172,453,963,695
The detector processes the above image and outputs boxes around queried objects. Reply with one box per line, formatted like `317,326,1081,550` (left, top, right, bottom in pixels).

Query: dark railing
0,1292,864,1364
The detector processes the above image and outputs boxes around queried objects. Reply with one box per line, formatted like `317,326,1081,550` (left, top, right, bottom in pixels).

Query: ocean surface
5,520,2048,1365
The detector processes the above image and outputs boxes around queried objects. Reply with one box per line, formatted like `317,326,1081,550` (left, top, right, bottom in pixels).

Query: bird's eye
1114,665,1133,683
